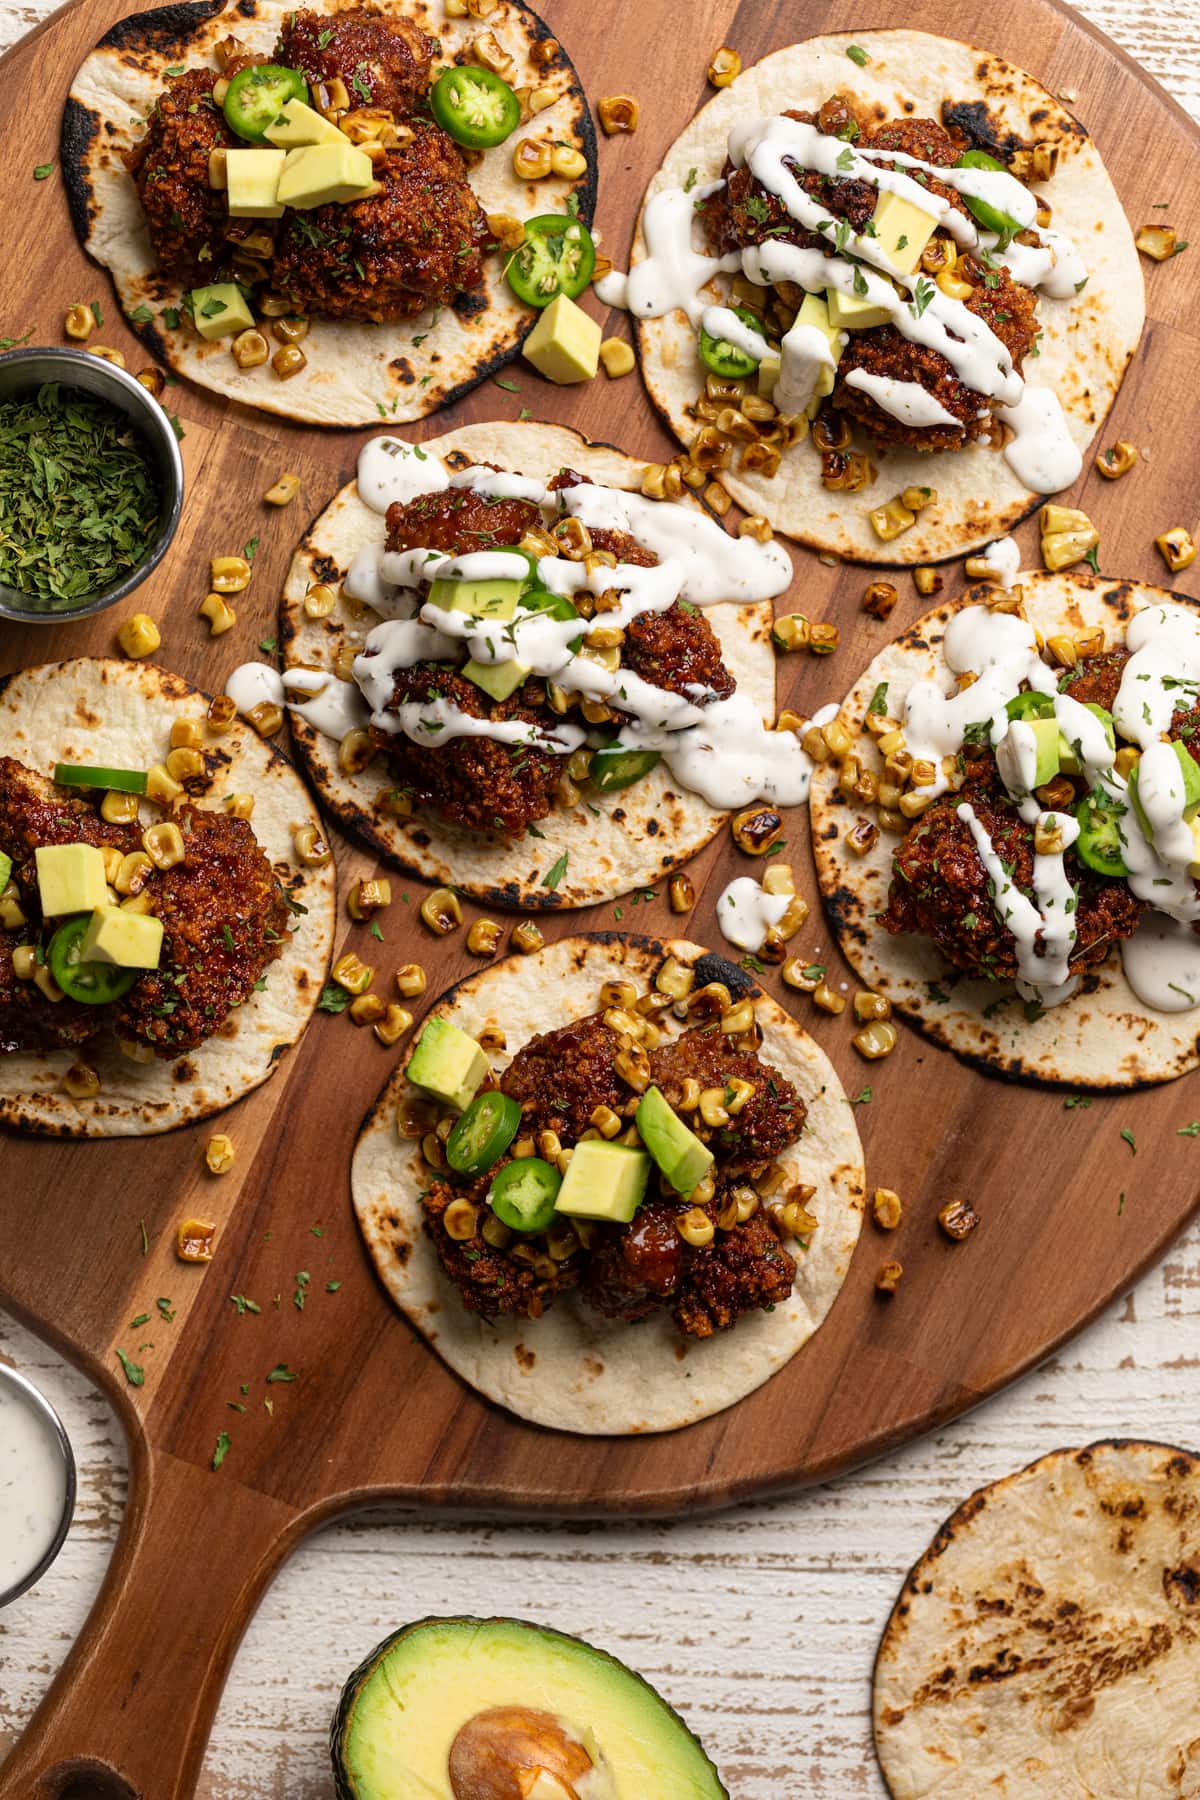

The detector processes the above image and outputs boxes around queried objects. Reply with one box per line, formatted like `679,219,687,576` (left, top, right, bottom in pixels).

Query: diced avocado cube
35,844,109,918
1127,742,1200,842
1188,815,1200,879
826,286,892,332
553,1139,651,1224
523,293,601,385
0,851,11,894
80,905,164,970
226,147,287,218
757,349,781,398
264,97,347,149
427,575,525,621
871,189,938,276
636,1085,714,1197
406,1016,489,1113
461,657,530,701
276,141,374,208
1028,716,1062,788
798,293,843,365
191,283,255,341
1058,703,1115,775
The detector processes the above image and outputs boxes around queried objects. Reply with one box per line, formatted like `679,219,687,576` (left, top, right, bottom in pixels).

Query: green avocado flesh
428,574,525,620
554,1139,650,1223
330,1616,729,1800
636,1084,714,1196
1128,740,1200,842
406,1016,488,1112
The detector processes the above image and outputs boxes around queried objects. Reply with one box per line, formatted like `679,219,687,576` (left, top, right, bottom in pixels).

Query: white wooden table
2,4,1199,1793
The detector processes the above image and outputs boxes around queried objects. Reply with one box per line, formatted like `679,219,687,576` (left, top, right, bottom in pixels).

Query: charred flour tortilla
0,658,335,1137
63,0,592,427
874,1440,1200,1799
280,420,776,908
351,934,865,1435
632,31,1143,561
810,571,1200,1088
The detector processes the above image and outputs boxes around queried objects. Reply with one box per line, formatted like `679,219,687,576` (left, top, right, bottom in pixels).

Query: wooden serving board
2,0,1199,1792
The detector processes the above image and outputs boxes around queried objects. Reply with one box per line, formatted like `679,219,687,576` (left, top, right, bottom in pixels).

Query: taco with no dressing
621,31,1143,560
352,934,865,1434
810,570,1200,1086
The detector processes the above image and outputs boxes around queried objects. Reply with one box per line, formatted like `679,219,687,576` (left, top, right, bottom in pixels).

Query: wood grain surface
2,0,1200,1794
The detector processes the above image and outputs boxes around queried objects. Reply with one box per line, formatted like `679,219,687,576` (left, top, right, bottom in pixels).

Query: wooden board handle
0,1445,299,1800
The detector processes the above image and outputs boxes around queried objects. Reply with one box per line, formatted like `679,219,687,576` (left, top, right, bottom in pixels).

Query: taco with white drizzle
809,570,1200,1087
351,933,865,1435
268,420,800,909
623,31,1143,562
0,659,336,1137
62,0,593,426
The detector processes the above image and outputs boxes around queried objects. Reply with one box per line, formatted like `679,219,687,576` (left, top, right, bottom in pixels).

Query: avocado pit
448,1707,611,1800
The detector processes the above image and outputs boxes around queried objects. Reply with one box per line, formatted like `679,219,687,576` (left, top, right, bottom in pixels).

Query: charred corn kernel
526,84,556,115
272,344,307,380
113,852,152,897
878,808,906,832
872,1187,903,1230
467,918,501,957
480,1212,512,1251
902,486,936,513
207,694,237,734
603,1005,645,1041
199,592,237,636
272,315,309,345
208,145,228,188
390,969,426,1008
528,34,560,67
876,1260,904,1294
513,136,552,179
667,1078,699,1117
772,613,810,653
1035,774,1074,810
471,28,513,76
223,793,253,821
263,472,301,507
870,497,917,542
676,1207,715,1248
854,990,892,1024
134,367,165,398
510,1135,536,1161
374,1004,413,1046
101,845,124,886
512,920,544,955
350,994,386,1027
142,821,185,869
936,266,973,299
668,872,695,914
813,980,846,1015
731,805,784,855
348,878,391,920
919,236,956,274
176,1215,217,1262
169,718,203,752
204,1133,236,1175
1096,440,1138,479
64,302,93,341
420,888,462,935
443,1199,480,1242
12,944,38,981
231,329,269,370
486,209,526,251
1074,625,1106,658
293,823,331,867
704,480,732,515
762,863,795,897
720,999,756,1037
246,701,283,738
31,959,61,1004
822,716,853,759
846,818,880,856
1046,633,1079,669
550,141,588,179
742,438,783,479
699,1087,730,1128
810,621,840,655
813,413,853,453
1042,529,1099,573
1136,224,1179,260
1114,746,1141,780
553,516,592,562
1157,527,1197,573
333,644,359,681
598,93,639,135
210,555,252,594
118,613,160,659
837,756,861,799
422,1132,446,1171
333,952,373,996
165,747,203,784
800,725,830,762
690,426,731,474
863,581,898,620
914,565,943,596
536,1129,563,1165
599,337,635,378
909,758,937,788
89,346,126,368
779,958,819,994
1033,816,1066,856
779,896,810,939
303,583,336,620
898,789,935,819
614,1044,651,1092
723,1077,755,1117
119,1038,155,1064
1040,504,1089,536
338,729,375,775
707,44,741,86
98,789,139,828
853,1019,898,1060
938,1197,981,1241
0,884,25,930
590,1104,623,1139
775,1192,818,1238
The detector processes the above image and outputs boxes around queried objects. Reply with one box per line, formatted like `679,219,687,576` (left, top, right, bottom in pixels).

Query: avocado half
330,1615,729,1800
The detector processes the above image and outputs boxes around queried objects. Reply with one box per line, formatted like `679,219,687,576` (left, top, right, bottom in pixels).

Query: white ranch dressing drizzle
903,606,1055,799
700,304,773,364
973,534,1022,589
226,662,284,714
775,321,838,414
997,386,1082,493
625,186,741,324
356,435,449,511
716,876,792,952
593,267,629,310
958,801,1080,1001
1112,602,1200,748
1122,914,1200,1012
0,1378,68,1598
843,369,961,429
282,668,368,739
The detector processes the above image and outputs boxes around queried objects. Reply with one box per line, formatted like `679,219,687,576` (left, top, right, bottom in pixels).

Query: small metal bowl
0,1363,77,1609
0,345,185,625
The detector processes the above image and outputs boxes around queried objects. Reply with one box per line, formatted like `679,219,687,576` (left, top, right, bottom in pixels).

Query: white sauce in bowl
716,876,791,952
0,1370,72,1603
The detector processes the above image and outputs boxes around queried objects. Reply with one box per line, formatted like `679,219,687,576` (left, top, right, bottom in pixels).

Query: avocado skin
330,1614,730,1800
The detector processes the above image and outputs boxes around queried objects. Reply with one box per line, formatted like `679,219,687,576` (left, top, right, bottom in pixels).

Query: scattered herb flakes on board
0,382,160,605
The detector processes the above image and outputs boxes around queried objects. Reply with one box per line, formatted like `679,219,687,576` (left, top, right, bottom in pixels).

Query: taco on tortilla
810,570,1200,1087
266,419,804,909
0,658,336,1136
624,31,1143,561
62,0,592,426
351,933,865,1435
874,1439,1200,1799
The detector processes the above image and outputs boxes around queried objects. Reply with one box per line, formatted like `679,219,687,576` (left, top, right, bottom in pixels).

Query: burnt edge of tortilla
58,0,598,423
